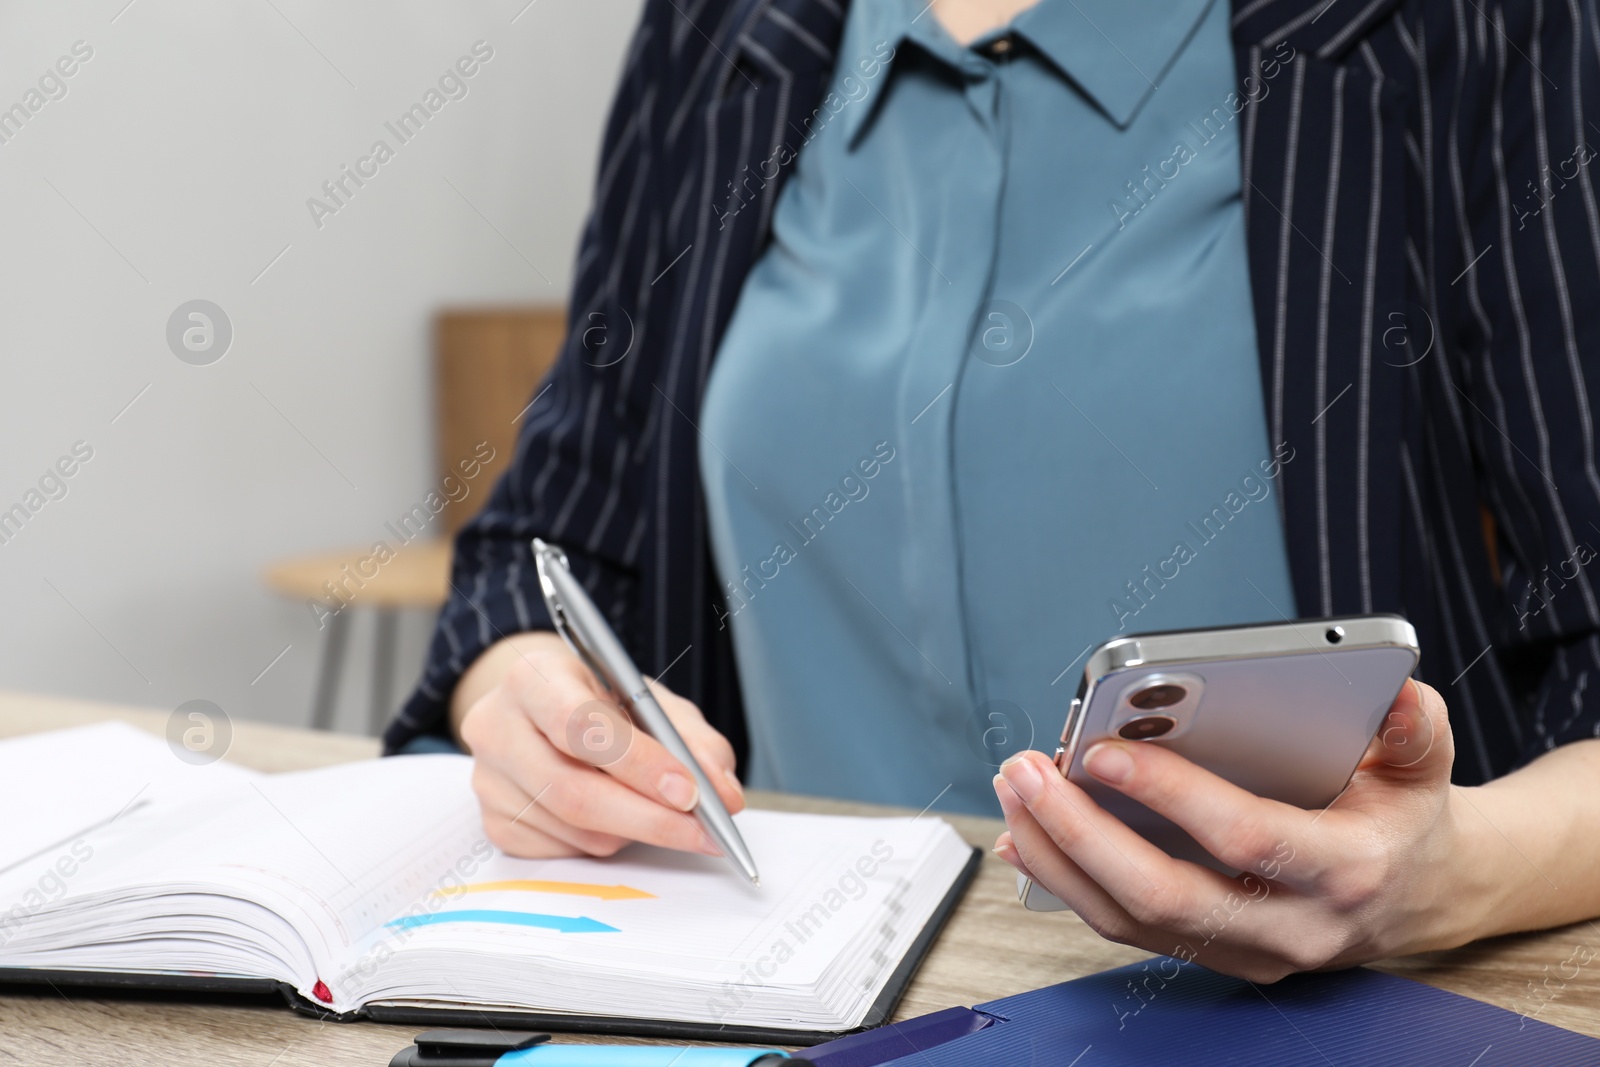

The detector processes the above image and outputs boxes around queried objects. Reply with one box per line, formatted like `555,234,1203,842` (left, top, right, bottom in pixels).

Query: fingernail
993,840,1016,860
723,766,745,799
658,771,699,811
1083,742,1133,785
992,773,1019,814
1000,756,1044,803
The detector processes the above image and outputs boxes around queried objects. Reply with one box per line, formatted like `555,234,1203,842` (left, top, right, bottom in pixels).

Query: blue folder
803,959,1600,1066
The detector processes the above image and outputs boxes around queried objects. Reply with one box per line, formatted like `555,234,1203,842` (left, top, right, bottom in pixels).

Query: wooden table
2,690,1597,1065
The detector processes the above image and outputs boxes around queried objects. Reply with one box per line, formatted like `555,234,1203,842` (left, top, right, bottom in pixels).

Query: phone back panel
1065,642,1417,870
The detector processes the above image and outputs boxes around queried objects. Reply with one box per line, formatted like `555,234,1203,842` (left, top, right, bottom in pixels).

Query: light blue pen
387,1030,815,1067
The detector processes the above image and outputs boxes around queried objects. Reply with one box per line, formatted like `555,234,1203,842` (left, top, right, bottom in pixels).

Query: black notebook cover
0,845,982,1046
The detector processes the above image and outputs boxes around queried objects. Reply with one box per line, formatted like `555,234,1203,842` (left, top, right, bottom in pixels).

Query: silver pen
531,538,760,886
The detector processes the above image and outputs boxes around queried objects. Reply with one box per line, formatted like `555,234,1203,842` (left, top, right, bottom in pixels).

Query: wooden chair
264,308,566,734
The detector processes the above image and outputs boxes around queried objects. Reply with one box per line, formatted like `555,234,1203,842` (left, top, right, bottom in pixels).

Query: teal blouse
698,0,1298,814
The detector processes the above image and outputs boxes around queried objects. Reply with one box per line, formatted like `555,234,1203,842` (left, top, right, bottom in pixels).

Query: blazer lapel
1232,0,1405,59
1228,0,1409,618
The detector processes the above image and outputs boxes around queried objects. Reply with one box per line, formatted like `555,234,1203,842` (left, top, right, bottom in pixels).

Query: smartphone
1019,614,1419,912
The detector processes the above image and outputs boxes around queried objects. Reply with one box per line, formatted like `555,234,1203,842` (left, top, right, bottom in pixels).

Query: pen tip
751,876,761,888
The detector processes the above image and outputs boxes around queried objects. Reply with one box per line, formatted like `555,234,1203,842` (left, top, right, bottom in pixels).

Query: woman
388,0,1600,981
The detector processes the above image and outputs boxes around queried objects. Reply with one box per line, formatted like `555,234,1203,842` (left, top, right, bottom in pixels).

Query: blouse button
981,34,1018,63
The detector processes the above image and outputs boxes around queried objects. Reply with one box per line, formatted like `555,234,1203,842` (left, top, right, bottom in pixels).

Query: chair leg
310,608,352,731
371,608,398,737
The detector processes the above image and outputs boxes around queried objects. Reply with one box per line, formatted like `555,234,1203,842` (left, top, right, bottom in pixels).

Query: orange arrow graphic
432,880,655,901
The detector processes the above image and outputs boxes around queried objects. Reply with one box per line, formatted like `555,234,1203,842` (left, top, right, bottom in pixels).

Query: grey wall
0,0,643,732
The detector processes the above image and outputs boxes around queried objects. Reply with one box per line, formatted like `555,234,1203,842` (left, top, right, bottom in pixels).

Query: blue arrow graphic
386,909,618,933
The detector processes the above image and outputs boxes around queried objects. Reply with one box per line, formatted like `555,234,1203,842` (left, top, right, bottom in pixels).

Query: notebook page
3,744,972,1027
345,809,973,1027
0,722,255,875
31,753,481,1006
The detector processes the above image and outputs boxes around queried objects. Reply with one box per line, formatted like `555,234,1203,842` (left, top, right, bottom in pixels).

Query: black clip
389,1029,551,1067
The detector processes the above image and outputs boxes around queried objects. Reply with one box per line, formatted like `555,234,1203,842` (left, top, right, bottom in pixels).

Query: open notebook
0,723,978,1042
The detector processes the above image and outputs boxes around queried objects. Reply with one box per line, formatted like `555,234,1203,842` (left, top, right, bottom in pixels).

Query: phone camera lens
1128,683,1186,710
1326,626,1345,644
1117,714,1177,741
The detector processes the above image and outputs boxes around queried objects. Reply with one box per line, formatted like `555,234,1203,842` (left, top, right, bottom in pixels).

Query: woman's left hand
993,679,1488,981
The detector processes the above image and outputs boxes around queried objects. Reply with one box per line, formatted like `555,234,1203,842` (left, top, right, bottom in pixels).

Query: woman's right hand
452,631,745,859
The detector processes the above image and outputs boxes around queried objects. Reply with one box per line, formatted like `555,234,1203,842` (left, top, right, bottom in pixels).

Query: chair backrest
434,307,567,537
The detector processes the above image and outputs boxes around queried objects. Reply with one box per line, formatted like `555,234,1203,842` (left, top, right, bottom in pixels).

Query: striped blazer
387,0,1600,786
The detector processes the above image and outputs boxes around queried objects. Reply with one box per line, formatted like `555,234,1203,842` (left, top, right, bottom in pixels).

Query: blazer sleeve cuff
1514,632,1600,768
